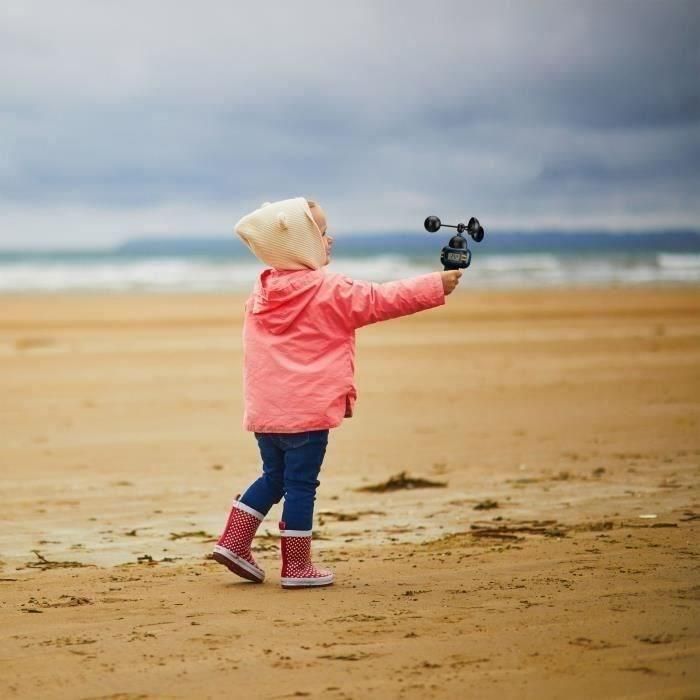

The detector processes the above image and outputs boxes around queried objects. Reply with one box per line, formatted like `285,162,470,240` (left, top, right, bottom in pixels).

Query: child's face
311,205,333,266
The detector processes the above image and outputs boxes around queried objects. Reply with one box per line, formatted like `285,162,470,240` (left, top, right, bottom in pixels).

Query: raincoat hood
248,268,326,335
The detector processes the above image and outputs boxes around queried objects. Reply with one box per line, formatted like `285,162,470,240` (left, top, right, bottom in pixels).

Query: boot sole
212,545,265,583
281,574,334,589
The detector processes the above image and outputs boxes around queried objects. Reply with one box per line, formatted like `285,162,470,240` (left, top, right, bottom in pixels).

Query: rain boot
279,521,334,589
212,498,265,583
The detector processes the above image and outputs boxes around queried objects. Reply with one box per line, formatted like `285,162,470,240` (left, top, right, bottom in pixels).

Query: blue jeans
239,430,329,531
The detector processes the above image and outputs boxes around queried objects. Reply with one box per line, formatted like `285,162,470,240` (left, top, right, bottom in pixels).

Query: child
213,197,461,588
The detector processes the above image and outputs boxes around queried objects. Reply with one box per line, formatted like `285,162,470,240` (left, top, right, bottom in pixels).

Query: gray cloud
1,0,699,246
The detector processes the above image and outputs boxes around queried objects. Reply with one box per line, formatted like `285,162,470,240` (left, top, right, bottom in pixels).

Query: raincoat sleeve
328,272,445,330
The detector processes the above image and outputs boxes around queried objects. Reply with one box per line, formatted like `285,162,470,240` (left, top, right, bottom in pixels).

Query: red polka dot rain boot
279,521,334,589
212,498,265,583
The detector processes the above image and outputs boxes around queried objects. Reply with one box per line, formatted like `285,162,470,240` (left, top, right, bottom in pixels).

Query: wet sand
1,287,699,698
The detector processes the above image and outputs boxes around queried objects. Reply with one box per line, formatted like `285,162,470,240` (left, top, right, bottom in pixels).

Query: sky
1,1,699,249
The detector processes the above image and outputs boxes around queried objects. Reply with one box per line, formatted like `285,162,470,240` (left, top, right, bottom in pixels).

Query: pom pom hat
235,197,327,271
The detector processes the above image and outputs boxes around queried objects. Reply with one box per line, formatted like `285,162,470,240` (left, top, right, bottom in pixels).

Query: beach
1,286,699,699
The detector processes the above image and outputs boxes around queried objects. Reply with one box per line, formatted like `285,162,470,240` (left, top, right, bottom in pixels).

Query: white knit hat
234,197,326,270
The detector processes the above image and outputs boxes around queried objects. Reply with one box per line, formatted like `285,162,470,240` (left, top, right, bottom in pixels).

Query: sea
1,232,699,293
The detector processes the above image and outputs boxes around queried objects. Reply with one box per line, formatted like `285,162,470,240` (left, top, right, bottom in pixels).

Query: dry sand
1,287,699,699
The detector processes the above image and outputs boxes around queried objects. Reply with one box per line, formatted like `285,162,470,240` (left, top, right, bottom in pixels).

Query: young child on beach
212,197,462,588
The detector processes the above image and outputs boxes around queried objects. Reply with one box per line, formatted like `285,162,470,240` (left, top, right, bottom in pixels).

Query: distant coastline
114,230,700,257
2,230,699,258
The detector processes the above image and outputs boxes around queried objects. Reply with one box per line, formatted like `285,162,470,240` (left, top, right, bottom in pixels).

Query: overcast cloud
1,0,699,248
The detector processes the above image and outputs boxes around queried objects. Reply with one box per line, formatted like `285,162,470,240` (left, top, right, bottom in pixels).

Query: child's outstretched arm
326,270,461,330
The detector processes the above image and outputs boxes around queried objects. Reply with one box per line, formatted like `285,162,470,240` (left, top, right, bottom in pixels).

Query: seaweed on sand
357,471,447,493
25,550,94,571
470,520,568,539
169,530,215,541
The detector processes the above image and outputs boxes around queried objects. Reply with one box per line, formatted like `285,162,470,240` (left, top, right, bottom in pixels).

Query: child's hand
441,270,463,295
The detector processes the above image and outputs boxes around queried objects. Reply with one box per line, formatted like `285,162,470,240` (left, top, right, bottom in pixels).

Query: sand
1,287,699,699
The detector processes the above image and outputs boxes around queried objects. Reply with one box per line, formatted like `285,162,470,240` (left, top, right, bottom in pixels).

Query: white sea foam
0,253,698,293
0,258,261,293
658,253,700,269
476,254,561,272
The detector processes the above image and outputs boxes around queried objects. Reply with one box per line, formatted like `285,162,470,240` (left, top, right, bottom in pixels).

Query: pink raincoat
242,268,445,432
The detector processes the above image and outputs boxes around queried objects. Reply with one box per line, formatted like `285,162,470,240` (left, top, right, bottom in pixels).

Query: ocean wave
0,258,261,293
0,253,699,293
476,254,561,272
658,253,700,269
